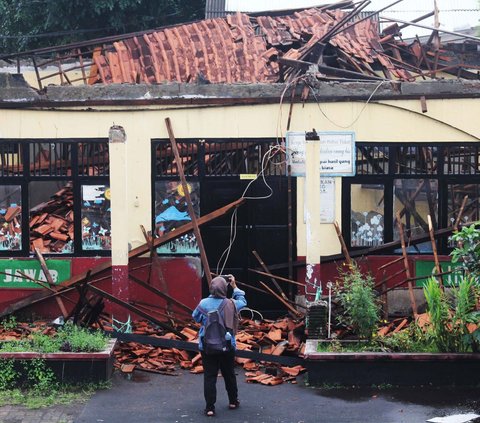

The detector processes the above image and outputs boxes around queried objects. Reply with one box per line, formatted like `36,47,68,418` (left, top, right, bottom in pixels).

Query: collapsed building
1,1,480,326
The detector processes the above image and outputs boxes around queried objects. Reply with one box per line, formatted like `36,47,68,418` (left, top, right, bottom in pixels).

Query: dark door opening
201,177,296,318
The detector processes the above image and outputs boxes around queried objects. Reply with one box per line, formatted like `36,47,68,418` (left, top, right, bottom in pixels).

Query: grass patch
0,382,111,409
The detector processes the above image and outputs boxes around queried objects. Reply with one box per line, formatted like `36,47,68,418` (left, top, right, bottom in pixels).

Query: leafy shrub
0,359,18,390
375,324,436,353
335,264,380,340
0,316,18,332
23,359,58,394
424,276,480,352
450,224,480,277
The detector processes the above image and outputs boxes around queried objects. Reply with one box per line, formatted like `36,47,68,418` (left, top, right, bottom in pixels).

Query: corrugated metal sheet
205,0,227,19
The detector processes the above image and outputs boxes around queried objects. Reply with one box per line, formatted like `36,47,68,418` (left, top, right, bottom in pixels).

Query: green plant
0,339,32,352
0,316,18,331
23,359,58,393
0,323,108,354
450,223,480,277
335,264,380,340
31,333,62,353
375,324,436,353
0,358,18,390
56,323,108,352
424,276,480,352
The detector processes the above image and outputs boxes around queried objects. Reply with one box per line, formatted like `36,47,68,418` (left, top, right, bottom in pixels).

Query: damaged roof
92,8,389,84
2,2,480,88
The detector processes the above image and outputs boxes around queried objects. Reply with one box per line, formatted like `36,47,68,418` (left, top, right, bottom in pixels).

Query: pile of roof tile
113,317,306,385
29,183,74,254
0,321,58,341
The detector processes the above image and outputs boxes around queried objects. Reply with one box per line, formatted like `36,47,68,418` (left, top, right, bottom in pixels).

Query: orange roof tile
91,8,396,84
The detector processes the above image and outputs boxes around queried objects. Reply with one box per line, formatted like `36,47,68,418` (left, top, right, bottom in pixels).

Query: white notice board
320,178,335,223
286,131,306,176
319,132,355,176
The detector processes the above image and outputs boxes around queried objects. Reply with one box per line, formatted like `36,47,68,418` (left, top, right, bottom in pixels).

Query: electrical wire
216,144,285,274
216,76,389,280
239,307,264,321
307,79,390,129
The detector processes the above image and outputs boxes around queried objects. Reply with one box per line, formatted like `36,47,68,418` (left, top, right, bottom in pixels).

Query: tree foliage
0,0,204,54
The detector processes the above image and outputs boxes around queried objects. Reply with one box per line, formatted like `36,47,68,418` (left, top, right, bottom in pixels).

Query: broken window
448,184,480,226
81,185,111,251
0,139,109,256
344,143,479,254
393,179,438,253
0,185,22,251
154,181,200,255
350,184,384,247
29,181,74,254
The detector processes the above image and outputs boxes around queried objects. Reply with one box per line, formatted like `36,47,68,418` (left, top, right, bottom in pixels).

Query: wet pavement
1,369,479,423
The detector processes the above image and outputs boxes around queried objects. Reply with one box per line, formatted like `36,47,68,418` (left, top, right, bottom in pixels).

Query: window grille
395,146,437,175
356,145,389,175
0,142,22,177
444,145,480,175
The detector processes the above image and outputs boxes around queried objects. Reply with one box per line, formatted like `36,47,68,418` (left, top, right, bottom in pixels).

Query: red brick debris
111,318,307,385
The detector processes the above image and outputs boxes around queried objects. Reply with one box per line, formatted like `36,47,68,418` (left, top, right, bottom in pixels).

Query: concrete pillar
305,139,322,299
108,125,129,321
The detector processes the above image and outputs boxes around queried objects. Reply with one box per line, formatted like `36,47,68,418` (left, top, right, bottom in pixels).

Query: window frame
0,138,110,257
342,142,480,255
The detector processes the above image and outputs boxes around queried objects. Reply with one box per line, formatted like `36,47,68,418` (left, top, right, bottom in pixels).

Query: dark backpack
199,299,231,355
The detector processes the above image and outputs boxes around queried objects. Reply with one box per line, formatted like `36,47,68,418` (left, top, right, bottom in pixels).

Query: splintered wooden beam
396,212,418,316
128,273,193,315
454,195,469,231
428,214,444,290
247,268,305,287
259,281,303,317
35,248,68,318
0,198,244,318
333,221,352,266
165,117,212,286
377,256,404,271
252,250,289,300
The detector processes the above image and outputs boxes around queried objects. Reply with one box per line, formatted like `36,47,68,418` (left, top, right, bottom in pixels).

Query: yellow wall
1,97,479,260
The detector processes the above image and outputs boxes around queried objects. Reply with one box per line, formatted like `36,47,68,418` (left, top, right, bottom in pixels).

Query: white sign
320,178,335,223
286,131,306,176
319,132,355,176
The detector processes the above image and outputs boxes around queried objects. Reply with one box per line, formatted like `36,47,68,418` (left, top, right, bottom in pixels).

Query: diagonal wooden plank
165,117,212,286
35,248,68,318
87,284,186,339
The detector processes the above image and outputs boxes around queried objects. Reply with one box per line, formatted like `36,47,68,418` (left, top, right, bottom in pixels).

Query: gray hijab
210,276,228,298
209,276,239,334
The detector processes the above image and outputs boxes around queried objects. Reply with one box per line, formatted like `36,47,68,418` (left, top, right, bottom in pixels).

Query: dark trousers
201,350,238,411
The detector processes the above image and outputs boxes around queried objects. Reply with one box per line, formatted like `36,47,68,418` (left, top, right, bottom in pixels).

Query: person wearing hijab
192,275,247,417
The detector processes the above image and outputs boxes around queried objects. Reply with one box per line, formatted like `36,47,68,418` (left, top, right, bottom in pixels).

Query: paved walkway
1,370,479,423
0,403,83,423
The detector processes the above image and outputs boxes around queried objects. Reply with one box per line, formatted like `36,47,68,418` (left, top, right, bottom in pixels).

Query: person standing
192,275,247,417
